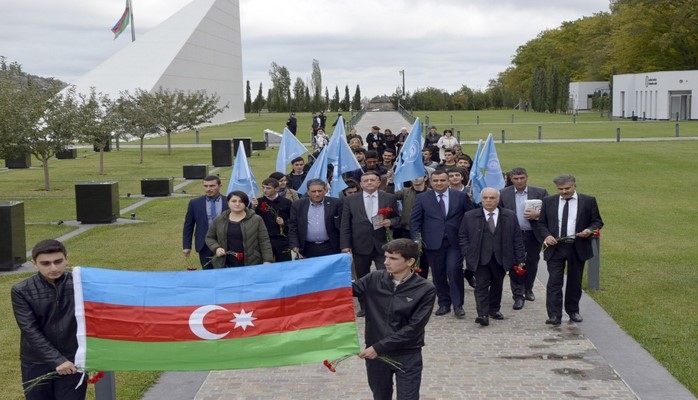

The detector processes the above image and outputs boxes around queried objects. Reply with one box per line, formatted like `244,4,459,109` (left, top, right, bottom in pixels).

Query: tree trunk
99,148,105,175
42,156,51,191
167,131,172,155
140,138,145,164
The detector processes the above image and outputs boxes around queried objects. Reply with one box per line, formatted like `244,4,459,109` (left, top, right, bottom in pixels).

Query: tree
547,65,560,113
531,67,547,112
330,86,340,112
114,89,159,164
311,59,322,111
253,82,264,113
292,77,306,112
0,59,76,191
342,85,351,111
244,80,252,113
269,62,291,112
324,87,330,111
352,85,362,111
77,89,119,175
150,87,226,156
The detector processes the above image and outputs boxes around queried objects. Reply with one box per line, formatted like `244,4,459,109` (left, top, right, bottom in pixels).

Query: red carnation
377,207,393,217
259,202,269,213
235,252,244,262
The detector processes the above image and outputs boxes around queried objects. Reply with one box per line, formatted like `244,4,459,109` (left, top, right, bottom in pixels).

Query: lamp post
399,70,405,99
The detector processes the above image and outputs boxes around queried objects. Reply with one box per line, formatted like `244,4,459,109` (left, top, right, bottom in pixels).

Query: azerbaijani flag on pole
111,0,131,40
73,254,359,371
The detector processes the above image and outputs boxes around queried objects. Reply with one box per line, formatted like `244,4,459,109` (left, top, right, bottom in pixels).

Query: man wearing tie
459,188,525,326
411,169,474,318
499,167,549,309
538,174,604,325
341,171,399,316
182,176,228,269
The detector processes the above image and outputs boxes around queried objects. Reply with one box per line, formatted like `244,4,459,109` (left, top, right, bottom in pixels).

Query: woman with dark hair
383,128,398,152
436,129,458,161
205,191,274,268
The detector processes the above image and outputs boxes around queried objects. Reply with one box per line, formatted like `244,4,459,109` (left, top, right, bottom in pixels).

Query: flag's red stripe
111,8,130,33
84,287,355,342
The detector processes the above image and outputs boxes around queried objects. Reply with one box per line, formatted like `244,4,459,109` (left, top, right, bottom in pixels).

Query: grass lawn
1,110,697,399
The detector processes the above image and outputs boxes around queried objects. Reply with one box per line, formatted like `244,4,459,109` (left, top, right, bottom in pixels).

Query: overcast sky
1,0,609,98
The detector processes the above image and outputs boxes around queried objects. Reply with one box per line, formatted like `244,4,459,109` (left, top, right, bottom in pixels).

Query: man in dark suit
182,176,228,269
460,188,525,326
538,174,604,325
288,179,341,258
499,167,549,310
341,171,399,316
411,169,474,318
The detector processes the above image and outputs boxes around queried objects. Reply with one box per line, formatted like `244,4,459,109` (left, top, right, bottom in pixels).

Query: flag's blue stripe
78,254,352,307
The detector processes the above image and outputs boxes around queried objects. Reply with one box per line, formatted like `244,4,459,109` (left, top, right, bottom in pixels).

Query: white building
613,70,695,120
68,0,244,125
569,81,609,110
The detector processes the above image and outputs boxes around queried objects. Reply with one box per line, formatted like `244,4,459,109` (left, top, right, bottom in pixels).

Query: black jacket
353,270,436,356
11,272,79,367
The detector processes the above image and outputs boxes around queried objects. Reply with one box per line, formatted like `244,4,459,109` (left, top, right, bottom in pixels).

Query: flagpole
128,0,136,42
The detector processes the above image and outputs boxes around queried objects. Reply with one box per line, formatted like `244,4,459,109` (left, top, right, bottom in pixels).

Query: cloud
1,0,609,97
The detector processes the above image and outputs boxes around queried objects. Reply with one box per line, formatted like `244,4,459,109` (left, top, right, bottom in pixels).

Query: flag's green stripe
85,322,359,371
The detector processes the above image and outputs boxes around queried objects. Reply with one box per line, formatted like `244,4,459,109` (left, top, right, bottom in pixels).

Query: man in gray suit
499,167,549,310
341,171,399,316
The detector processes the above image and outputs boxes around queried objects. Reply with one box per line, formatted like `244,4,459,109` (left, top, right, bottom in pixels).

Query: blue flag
276,128,308,174
329,143,347,198
474,133,505,202
297,147,328,195
469,139,485,203
393,118,424,190
326,116,361,173
227,145,259,198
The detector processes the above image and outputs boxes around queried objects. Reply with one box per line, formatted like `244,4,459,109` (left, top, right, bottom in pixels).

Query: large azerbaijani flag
73,254,359,371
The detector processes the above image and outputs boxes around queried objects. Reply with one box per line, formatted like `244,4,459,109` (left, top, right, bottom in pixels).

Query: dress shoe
513,299,525,310
356,309,365,317
545,317,562,326
489,311,504,320
525,291,535,301
435,306,451,316
569,313,583,323
454,306,465,318
475,316,489,326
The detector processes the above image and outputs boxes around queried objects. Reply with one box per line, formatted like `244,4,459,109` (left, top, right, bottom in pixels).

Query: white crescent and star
188,305,257,340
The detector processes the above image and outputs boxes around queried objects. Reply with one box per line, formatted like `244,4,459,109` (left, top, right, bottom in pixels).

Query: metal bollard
616,127,620,142
573,114,576,124
676,123,680,137
95,371,117,400
456,130,461,144
501,130,505,144
476,115,479,125
538,126,542,142
511,114,514,123
587,237,601,290
195,129,200,144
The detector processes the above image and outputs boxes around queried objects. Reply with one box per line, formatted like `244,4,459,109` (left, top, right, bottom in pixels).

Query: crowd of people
176,124,603,399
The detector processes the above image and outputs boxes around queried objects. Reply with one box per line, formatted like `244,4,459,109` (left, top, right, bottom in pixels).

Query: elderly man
459,188,525,326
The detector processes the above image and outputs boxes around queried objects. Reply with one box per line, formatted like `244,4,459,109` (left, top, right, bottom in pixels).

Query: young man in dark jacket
353,239,436,400
11,239,87,400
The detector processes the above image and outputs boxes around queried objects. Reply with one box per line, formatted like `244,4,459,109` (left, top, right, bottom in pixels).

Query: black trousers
474,257,506,317
198,246,215,269
270,237,292,262
509,230,542,299
424,239,464,308
22,362,87,400
546,243,585,318
366,352,423,400
302,241,334,258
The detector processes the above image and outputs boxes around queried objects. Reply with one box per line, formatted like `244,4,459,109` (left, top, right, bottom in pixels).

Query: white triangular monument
70,0,244,124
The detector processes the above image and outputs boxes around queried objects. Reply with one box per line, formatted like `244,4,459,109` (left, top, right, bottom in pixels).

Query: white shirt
483,208,499,227
557,193,578,237
363,191,378,219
